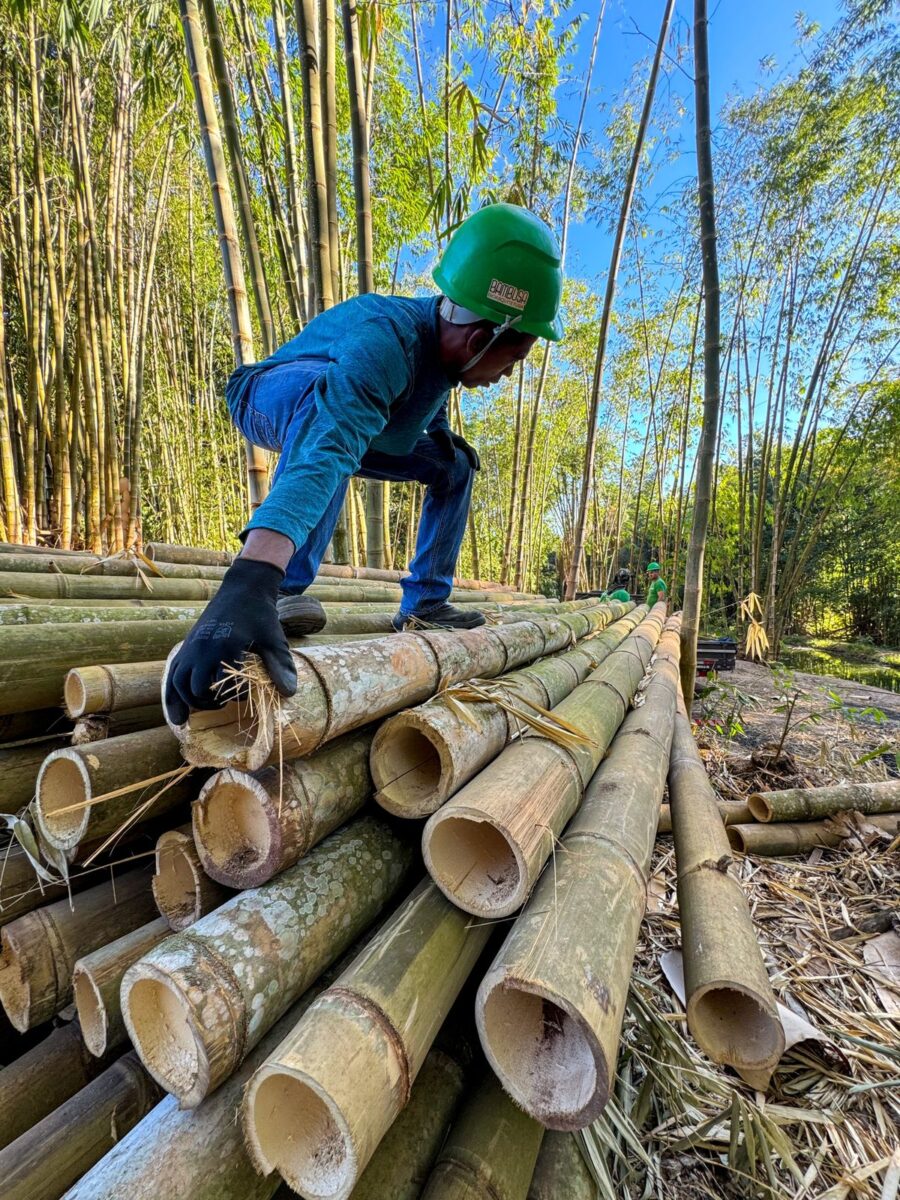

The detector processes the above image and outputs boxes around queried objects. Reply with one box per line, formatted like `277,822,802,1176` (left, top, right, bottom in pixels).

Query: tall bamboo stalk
295,0,334,311
242,880,492,1200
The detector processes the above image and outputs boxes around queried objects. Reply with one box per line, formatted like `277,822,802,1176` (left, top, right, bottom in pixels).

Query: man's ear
464,326,492,357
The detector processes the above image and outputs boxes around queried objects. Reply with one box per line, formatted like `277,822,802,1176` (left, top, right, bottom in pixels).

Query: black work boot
391,602,486,632
276,593,327,637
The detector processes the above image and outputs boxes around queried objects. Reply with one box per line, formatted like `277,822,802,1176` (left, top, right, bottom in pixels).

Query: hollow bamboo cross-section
0,619,196,715
0,865,156,1031
657,798,752,834
372,604,639,818
728,813,900,856
242,880,493,1200
65,661,166,717
527,1133,596,1200
34,726,193,854
0,1020,109,1151
73,918,171,1057
166,608,618,771
747,780,900,823
668,694,784,1082
475,619,681,1128
0,1050,162,1200
419,1072,545,1200
122,817,413,1106
193,729,374,888
152,824,232,930
424,603,667,919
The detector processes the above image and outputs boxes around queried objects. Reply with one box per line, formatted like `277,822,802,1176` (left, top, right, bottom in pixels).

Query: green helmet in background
647,562,661,572
433,203,564,341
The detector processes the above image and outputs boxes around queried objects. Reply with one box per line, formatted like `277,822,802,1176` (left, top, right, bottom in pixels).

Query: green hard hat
433,203,564,341
647,562,661,572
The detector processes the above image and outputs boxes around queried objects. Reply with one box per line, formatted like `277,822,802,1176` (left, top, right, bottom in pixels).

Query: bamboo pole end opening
152,831,204,930
476,975,607,1130
424,811,524,918
63,670,91,718
121,967,208,1104
193,772,273,887
244,1066,356,1200
371,715,447,818
0,932,31,1033
747,793,774,822
688,983,785,1072
72,965,107,1057
726,826,748,853
35,751,92,849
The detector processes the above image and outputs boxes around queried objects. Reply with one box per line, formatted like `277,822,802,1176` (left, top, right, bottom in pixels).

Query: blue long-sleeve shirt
226,294,452,549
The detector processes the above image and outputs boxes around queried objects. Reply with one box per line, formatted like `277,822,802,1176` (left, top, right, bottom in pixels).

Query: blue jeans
230,359,474,614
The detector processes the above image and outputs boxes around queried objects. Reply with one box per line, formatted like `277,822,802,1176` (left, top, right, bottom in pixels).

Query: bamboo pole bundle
0,1020,108,1151
347,1048,467,1200
121,817,412,1105
166,609,621,771
0,571,221,601
372,604,641,818
0,1050,163,1200
747,780,900,823
193,729,374,889
657,798,752,834
474,619,680,1127
0,865,156,1031
419,1072,545,1200
65,661,166,717
0,553,228,580
241,880,492,1200
34,726,193,854
728,813,900,856
152,825,232,930
424,604,667,919
62,949,361,1200
0,735,70,809
144,542,235,566
668,696,784,1081
0,620,195,714
527,1133,595,1200
0,602,206,624
73,919,171,1057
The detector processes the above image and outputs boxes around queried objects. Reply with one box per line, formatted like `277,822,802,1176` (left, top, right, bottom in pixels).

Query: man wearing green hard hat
646,562,668,606
165,203,564,722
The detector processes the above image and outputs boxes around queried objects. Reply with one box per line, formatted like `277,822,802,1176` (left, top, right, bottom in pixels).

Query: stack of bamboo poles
0,541,897,1200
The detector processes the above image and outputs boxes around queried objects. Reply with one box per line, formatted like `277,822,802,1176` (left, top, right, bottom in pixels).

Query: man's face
459,330,538,387
648,570,660,581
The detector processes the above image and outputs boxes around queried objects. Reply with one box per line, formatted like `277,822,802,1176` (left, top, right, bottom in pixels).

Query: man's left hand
431,429,480,471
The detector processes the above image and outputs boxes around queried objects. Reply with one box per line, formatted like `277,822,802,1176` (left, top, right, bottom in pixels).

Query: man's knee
443,447,474,491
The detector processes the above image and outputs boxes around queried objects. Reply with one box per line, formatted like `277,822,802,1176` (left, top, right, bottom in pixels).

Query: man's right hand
164,556,298,725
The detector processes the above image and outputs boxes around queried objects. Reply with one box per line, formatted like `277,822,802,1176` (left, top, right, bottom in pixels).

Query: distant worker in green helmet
645,562,668,607
165,204,564,723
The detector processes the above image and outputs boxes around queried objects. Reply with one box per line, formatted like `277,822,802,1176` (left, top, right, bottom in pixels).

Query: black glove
430,428,481,471
164,557,297,725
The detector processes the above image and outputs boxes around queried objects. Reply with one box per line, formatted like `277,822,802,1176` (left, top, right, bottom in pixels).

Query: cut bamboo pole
0,552,228,580
747,780,900,823
0,542,94,556
0,619,194,714
0,1050,163,1200
728,813,900,856
73,918,171,1057
34,726,193,854
372,605,640,818
0,1020,108,1151
424,604,667,919
65,661,166,717
474,619,680,1127
152,824,232,931
0,571,221,602
166,608,621,771
72,705,167,743
657,798,752,834
63,950,358,1200
0,602,206,624
242,880,491,1200
528,1133,595,1200
1,843,76,928
0,735,70,810
348,1048,467,1200
668,695,784,1081
144,542,236,566
0,865,156,1031
122,816,413,1105
193,729,374,888
419,1072,545,1200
